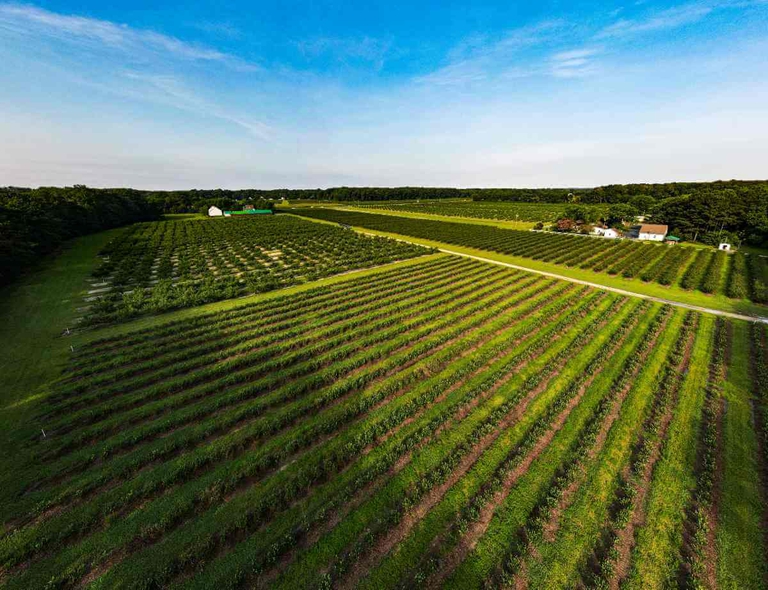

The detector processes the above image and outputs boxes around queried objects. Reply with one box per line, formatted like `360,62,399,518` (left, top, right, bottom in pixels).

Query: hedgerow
726,252,750,299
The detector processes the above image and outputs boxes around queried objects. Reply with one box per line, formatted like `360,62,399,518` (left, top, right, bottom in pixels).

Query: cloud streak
597,3,714,37
416,21,567,86
549,47,601,78
121,73,273,139
0,3,272,139
0,3,260,70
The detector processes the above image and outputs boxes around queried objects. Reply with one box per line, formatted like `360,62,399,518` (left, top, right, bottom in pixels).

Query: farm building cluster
208,205,273,217
593,223,672,242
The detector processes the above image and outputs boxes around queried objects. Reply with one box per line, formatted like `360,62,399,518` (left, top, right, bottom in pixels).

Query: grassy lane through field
717,321,767,588
624,315,714,588
523,309,685,588
0,230,123,524
327,205,537,230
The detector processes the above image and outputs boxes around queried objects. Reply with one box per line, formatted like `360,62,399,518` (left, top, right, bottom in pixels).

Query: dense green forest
0,186,160,287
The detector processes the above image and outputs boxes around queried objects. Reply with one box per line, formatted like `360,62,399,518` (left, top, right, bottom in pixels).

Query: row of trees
0,186,160,287
554,187,768,247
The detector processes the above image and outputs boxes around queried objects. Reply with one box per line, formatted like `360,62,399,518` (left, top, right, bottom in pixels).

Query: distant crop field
292,208,768,306
85,214,428,323
2,256,764,589
355,199,607,222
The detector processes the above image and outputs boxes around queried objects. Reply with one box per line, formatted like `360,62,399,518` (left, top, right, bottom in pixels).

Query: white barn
638,224,668,242
593,226,619,239
208,206,224,217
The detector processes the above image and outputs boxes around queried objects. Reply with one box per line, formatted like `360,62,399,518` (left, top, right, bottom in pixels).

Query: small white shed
208,206,224,217
638,224,668,242
718,243,731,251
593,227,619,239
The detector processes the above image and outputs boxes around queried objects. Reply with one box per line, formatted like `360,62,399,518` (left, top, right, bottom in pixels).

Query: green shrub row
682,317,727,588
68,290,606,590
583,312,697,588
2,282,578,574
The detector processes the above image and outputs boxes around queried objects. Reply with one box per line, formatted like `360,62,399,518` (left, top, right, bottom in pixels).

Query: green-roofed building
223,209,273,216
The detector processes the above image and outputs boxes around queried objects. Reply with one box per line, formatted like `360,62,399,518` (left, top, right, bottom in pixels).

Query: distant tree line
0,186,161,287
145,190,277,214
517,183,765,247
147,182,768,247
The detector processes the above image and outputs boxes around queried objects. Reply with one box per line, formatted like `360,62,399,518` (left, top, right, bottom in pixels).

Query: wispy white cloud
416,20,566,86
0,3,272,139
417,0,766,87
597,3,713,37
120,73,272,139
0,3,259,70
549,47,602,78
417,25,606,86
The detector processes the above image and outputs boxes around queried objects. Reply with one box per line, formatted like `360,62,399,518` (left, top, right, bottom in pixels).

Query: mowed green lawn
0,230,123,516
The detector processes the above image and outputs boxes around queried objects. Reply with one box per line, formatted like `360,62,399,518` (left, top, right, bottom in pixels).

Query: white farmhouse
638,224,668,242
593,226,619,239
208,206,224,217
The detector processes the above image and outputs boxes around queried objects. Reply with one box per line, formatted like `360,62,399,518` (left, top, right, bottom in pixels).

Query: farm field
0,247,766,589
86,215,429,324
353,199,608,222
289,208,768,312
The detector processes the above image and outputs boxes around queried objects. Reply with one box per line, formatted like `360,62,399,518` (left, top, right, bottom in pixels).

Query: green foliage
85,215,429,324
292,208,766,304
563,205,600,224
1,250,763,589
0,186,160,286
747,254,768,304
604,203,639,225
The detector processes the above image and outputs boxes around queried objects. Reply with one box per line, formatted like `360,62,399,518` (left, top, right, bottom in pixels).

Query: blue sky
1,0,767,189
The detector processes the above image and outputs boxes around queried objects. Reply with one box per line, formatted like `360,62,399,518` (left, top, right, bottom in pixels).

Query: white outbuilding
208,206,224,217
593,226,619,239
638,224,668,242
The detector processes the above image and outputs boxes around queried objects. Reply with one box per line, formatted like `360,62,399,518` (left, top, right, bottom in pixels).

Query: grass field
288,207,768,316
